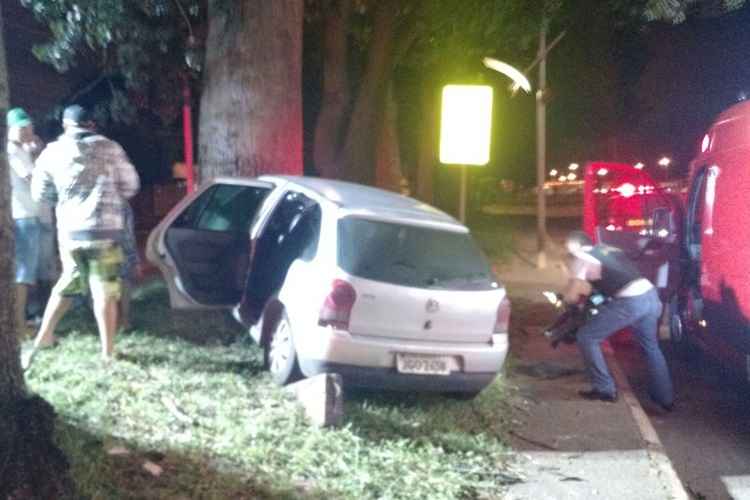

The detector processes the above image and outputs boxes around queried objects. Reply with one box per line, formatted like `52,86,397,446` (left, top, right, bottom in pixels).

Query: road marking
606,343,690,500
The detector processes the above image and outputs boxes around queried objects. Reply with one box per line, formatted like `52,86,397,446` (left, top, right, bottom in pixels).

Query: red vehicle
668,100,750,375
584,99,750,379
582,161,683,303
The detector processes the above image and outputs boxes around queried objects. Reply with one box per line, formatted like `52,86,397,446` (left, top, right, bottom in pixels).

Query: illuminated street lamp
634,162,645,170
567,173,577,181
439,85,493,223
658,157,672,167
568,163,579,171
482,58,532,94
549,169,558,177
558,175,567,182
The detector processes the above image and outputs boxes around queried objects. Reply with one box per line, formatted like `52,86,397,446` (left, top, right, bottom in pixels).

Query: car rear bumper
299,359,499,392
295,327,508,392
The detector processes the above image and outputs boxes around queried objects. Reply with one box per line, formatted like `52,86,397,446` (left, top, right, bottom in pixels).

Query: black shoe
653,398,675,412
648,392,675,412
579,389,618,403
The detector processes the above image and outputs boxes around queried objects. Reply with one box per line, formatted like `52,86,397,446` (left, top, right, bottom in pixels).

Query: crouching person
561,230,674,411
23,105,140,369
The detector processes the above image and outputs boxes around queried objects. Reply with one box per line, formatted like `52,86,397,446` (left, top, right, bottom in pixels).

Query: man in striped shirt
24,104,140,369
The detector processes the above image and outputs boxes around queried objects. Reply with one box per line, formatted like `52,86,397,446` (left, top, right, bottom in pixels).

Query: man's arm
8,143,33,180
111,142,140,199
560,250,599,304
561,278,593,304
31,147,57,203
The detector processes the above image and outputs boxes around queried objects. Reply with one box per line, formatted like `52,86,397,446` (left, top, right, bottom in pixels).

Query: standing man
561,230,674,411
7,108,41,339
24,104,140,368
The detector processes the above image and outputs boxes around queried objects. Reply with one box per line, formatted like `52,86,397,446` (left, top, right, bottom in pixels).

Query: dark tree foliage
17,0,746,183
21,0,206,123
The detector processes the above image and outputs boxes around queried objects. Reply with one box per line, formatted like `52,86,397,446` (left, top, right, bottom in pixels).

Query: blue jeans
576,288,674,406
13,217,40,284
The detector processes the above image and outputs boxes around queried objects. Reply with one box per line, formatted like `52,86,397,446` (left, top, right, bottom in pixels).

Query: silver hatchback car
147,176,509,396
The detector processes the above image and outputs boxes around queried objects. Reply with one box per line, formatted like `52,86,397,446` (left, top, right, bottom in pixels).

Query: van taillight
319,280,357,330
494,296,511,333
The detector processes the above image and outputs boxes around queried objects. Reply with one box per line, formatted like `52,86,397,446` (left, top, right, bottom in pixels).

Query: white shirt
8,141,38,219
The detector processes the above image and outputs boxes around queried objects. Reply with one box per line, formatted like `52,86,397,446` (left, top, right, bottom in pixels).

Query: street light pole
535,18,548,269
483,24,564,269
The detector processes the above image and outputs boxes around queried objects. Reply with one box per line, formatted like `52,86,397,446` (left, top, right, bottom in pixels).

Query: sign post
439,85,494,223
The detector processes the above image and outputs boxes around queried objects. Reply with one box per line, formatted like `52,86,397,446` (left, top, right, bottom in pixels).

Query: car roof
714,98,750,124
257,175,465,230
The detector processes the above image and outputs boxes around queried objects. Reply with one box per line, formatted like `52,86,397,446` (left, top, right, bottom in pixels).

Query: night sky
483,4,750,185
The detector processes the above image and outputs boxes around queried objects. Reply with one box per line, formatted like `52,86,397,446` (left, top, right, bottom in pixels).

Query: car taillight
318,280,357,330
494,296,511,333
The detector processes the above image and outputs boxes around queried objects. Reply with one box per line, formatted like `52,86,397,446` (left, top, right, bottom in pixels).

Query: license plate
396,354,450,376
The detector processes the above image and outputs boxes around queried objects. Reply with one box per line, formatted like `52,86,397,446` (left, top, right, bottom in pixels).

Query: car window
337,217,496,290
298,205,322,262
171,184,270,233
260,191,320,257
246,192,321,303
686,166,708,259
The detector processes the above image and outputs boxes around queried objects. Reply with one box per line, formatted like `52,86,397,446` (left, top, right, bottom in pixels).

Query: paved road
614,338,750,500
492,215,750,499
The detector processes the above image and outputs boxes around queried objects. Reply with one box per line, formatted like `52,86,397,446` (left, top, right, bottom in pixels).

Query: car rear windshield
338,217,497,290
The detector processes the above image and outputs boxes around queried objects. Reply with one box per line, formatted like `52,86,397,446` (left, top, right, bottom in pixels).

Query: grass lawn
25,279,518,500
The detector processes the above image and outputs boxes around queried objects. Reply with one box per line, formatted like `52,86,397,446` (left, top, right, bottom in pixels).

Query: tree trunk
0,0,22,404
339,0,398,185
0,5,74,497
374,82,404,192
415,77,439,203
199,0,304,180
313,0,351,179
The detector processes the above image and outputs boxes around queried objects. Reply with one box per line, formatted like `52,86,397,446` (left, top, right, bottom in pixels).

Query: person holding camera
561,230,674,411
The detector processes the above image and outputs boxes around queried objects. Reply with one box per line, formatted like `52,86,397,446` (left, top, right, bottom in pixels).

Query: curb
604,343,690,500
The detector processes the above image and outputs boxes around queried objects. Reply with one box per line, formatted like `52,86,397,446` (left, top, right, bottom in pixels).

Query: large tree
198,0,303,180
0,4,74,497
20,0,304,180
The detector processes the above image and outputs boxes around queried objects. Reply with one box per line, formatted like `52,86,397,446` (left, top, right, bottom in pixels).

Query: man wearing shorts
24,104,140,368
7,108,41,339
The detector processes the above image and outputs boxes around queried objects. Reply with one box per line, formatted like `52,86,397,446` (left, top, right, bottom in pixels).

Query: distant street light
634,162,645,170
568,163,579,171
567,173,577,181
658,157,672,167
549,169,558,177
558,175,567,182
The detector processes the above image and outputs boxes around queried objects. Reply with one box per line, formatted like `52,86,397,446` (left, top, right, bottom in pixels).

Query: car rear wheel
265,311,302,386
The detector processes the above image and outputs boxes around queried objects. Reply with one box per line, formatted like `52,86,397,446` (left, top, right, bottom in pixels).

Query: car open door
582,162,683,300
146,179,274,309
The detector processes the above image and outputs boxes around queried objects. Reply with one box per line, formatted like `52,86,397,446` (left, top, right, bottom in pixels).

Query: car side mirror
652,207,675,239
